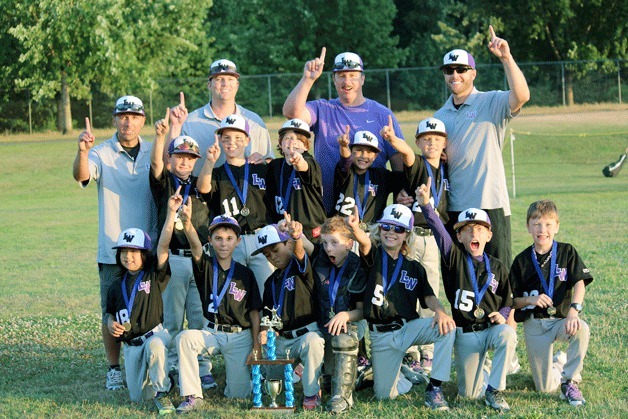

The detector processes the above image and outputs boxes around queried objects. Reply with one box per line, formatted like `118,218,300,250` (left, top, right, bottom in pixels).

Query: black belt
127,325,162,346
413,226,433,236
207,321,243,333
280,326,309,339
461,322,490,333
532,312,555,319
369,319,407,333
171,249,193,257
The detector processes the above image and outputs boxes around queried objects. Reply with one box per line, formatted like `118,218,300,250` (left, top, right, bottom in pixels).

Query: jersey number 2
335,193,356,216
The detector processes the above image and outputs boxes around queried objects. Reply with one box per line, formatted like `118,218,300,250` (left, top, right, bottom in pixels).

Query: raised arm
73,117,94,182
157,186,183,269
347,206,371,255
151,108,170,179
380,115,415,167
196,136,221,194
179,195,203,262
282,47,326,124
416,178,454,260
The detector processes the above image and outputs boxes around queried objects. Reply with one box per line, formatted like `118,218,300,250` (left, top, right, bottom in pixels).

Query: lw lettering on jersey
252,174,266,189
228,282,246,302
284,276,295,291
399,270,418,291
465,111,477,119
368,182,378,196
292,178,302,190
489,274,499,294
138,280,151,294
556,266,567,282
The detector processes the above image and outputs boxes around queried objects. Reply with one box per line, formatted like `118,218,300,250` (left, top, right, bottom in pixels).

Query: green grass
0,107,627,417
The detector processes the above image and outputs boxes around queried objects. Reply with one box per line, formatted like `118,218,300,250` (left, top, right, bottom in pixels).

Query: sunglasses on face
442,66,472,75
380,223,407,234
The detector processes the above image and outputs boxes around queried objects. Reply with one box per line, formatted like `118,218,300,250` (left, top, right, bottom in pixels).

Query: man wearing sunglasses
283,48,405,215
435,26,530,268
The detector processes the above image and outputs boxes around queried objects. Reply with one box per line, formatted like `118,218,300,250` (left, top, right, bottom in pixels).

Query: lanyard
466,254,493,307
328,259,348,311
279,161,296,213
422,157,445,208
121,271,146,317
212,257,236,310
531,241,558,299
353,171,370,220
272,259,294,317
223,162,249,208
172,175,192,209
382,251,404,296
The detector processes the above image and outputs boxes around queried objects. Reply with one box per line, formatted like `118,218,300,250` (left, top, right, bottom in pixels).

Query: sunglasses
115,103,144,112
380,223,408,234
334,60,362,71
442,66,472,75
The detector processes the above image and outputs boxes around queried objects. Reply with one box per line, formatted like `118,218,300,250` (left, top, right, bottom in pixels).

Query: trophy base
251,406,295,413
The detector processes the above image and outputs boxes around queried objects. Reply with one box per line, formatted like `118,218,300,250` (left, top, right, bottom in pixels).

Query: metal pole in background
267,75,273,118
88,99,93,128
386,69,391,110
149,89,154,126
510,130,516,199
618,60,623,104
561,62,566,106
327,73,332,100
28,90,32,135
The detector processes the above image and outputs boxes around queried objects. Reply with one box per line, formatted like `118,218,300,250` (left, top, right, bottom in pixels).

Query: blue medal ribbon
172,175,192,209
531,241,558,299
328,259,348,313
212,257,236,311
422,157,445,208
279,161,297,214
223,162,249,209
466,254,493,309
121,271,146,318
382,251,404,296
353,171,370,221
272,259,294,317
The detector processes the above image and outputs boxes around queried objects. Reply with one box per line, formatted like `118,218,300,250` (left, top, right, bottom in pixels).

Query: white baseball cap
453,208,492,231
333,52,364,72
251,225,291,256
415,117,447,139
168,135,202,157
377,204,414,231
209,59,240,79
113,95,145,116
112,228,152,250
278,118,312,138
216,114,250,136
350,130,381,153
440,49,476,69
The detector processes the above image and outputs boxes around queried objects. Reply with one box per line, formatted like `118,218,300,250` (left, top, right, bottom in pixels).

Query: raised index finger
85,117,91,133
388,114,393,130
319,47,326,62
489,25,496,41
283,211,292,224
179,91,185,108
164,107,170,123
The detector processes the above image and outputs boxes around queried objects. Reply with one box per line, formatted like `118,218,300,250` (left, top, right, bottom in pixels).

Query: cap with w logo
415,117,447,138
112,228,152,250
453,208,491,231
376,204,414,230
350,130,381,152
209,59,240,79
216,114,250,136
251,225,291,256
278,118,311,138
440,49,476,69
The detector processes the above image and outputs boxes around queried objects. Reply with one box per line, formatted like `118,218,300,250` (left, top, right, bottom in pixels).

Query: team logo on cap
425,121,437,129
226,116,236,124
448,52,459,61
217,62,230,71
290,120,303,128
123,232,135,242
390,208,403,219
258,235,268,245
465,210,477,220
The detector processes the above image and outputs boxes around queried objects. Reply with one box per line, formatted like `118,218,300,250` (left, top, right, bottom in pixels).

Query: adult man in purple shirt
283,48,405,214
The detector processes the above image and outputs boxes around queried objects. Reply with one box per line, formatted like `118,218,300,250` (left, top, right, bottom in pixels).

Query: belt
413,226,433,236
280,326,310,339
369,319,407,333
461,322,490,333
532,312,555,319
171,249,192,257
127,324,163,346
206,321,243,333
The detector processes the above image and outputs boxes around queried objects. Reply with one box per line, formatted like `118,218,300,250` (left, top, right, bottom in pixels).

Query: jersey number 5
371,284,385,306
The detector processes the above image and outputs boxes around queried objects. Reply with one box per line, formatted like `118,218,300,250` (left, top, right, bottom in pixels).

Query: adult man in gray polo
73,95,157,390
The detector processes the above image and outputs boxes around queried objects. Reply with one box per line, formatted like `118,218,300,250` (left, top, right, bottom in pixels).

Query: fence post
149,89,154,127
267,75,273,118
88,99,93,129
327,73,332,100
618,60,623,104
561,62,566,106
386,69,391,110
510,129,516,199
28,90,32,135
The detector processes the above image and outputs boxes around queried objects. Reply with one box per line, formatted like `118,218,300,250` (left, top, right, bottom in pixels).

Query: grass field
0,106,626,417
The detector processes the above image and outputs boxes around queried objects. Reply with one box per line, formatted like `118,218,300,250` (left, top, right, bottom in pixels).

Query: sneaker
603,152,626,177
561,381,586,406
176,396,204,414
485,389,510,411
424,386,449,411
200,373,217,390
420,356,433,374
302,393,321,411
355,357,373,390
401,355,429,385
106,368,125,390
154,392,175,415
508,353,521,375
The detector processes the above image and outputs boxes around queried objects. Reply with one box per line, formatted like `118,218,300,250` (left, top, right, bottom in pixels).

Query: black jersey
267,152,327,240
361,245,434,324
106,262,170,343
209,162,270,233
312,245,367,330
441,244,513,327
510,242,593,320
262,255,318,331
333,158,405,223
150,168,211,249
193,255,262,328
405,156,449,227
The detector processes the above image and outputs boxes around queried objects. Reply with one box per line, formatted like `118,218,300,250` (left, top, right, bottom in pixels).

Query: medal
272,259,294,317
329,309,335,319
122,322,132,331
547,307,557,316
172,175,192,219
531,241,558,307
466,254,492,322
174,213,184,230
359,222,368,231
354,172,370,226
224,162,250,218
473,308,485,319
382,299,389,310
211,257,236,314
240,206,250,217
423,157,446,209
279,161,297,214
121,271,145,326
328,259,348,321
381,251,404,312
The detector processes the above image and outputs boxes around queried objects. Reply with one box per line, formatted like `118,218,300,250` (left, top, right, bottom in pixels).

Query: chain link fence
2,59,625,134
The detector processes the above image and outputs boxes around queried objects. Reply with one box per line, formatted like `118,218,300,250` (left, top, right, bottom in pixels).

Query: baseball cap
251,224,291,256
415,117,447,139
377,204,414,231
453,208,492,231
278,118,312,138
113,95,145,116
440,49,476,69
168,135,202,157
208,215,242,237
350,130,381,153
215,114,250,136
333,52,364,72
209,59,240,79
112,228,152,250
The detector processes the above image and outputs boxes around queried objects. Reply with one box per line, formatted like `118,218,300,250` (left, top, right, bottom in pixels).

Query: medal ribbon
272,259,294,317
531,240,558,299
466,254,493,308
212,257,236,310
353,171,370,221
121,271,146,317
172,175,192,209
223,162,249,209
328,259,348,312
382,252,404,296
422,157,445,208
279,161,297,213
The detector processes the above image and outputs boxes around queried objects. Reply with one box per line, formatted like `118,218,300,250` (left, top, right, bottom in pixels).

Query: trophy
247,307,295,412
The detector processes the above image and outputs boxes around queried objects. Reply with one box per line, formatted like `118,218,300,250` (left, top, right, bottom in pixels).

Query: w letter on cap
465,211,477,220
448,53,459,61
258,235,268,245
226,116,236,124
390,208,403,219
426,121,437,129
123,233,135,242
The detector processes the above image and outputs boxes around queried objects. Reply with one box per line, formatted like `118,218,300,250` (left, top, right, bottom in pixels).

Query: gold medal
547,306,557,316
473,308,485,319
174,213,183,230
240,206,250,217
359,222,368,231
382,299,389,310
329,309,335,319
123,322,132,331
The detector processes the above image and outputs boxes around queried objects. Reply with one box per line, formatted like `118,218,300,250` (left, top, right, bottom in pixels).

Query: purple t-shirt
306,98,403,213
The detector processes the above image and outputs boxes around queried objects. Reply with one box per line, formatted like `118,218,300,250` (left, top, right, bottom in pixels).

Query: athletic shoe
507,353,521,375
561,381,586,406
424,386,449,410
355,357,373,390
302,393,321,410
106,368,125,390
420,356,433,374
485,389,510,411
154,392,175,415
176,396,204,414
401,355,429,385
602,153,626,177
200,373,217,390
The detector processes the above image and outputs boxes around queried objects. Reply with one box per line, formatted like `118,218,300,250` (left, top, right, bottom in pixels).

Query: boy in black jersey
417,181,515,411
267,119,326,241
105,193,181,414
511,200,593,406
